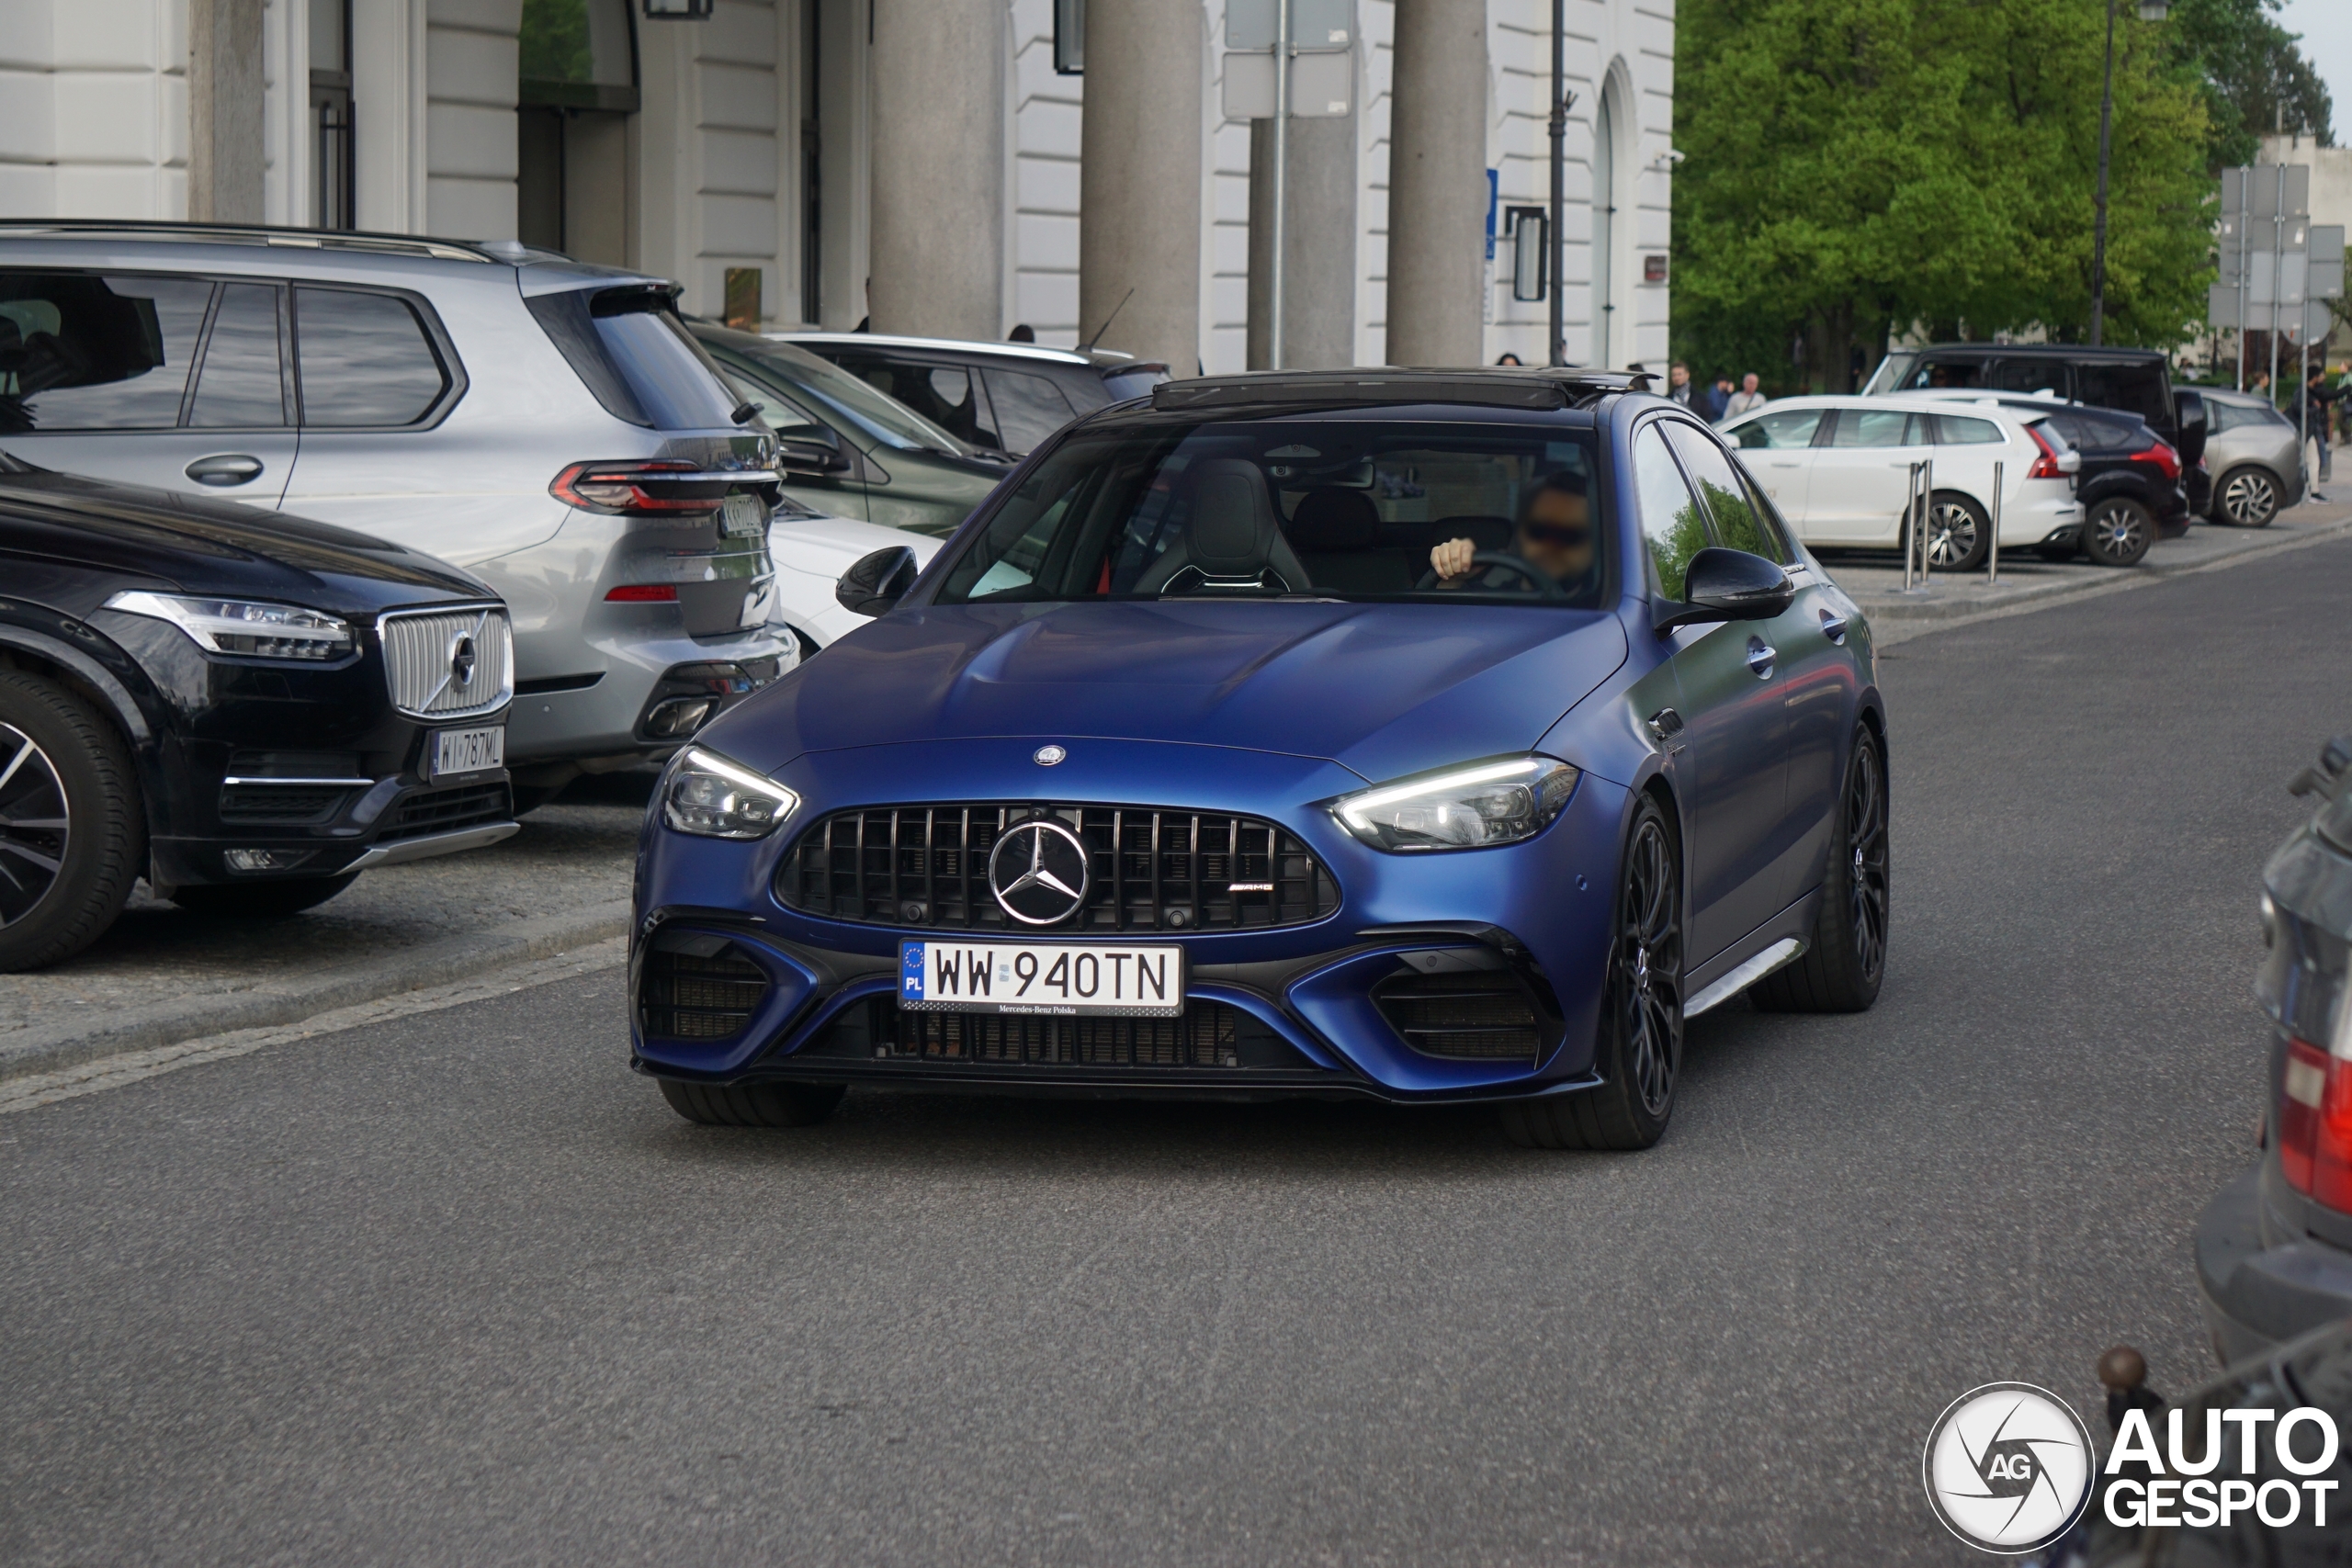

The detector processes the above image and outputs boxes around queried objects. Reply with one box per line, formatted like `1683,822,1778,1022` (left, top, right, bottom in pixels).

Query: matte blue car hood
713,600,1629,784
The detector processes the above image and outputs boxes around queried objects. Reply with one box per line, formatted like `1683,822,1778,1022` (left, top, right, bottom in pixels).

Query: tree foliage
2167,0,2334,169
1670,0,2217,390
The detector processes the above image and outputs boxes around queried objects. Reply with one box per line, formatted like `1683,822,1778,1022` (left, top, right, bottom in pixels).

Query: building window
310,0,354,230
519,0,641,263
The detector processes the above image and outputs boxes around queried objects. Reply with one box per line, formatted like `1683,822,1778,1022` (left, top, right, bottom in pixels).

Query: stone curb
1860,510,2352,636
0,899,633,1088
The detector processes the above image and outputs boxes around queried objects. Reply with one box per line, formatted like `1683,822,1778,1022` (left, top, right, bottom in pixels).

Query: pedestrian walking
1495,353,1524,367
1667,361,1694,407
2294,366,2336,495
2250,367,2272,404
1722,372,1768,422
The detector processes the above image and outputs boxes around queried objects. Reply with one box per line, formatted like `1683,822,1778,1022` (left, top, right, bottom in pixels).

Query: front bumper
2195,1163,2352,1364
628,739,1634,1102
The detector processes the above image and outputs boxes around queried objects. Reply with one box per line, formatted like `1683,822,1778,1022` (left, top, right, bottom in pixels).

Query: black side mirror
777,436,854,478
836,545,920,617
2173,389,2207,467
1655,547,1796,631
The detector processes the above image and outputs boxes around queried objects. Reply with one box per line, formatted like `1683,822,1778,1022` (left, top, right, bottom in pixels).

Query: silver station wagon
0,221,792,806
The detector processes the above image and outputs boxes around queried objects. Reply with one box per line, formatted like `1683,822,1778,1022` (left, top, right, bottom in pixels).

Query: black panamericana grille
888,1000,1247,1067
776,805,1340,932
639,943,772,1040
1373,968,1543,1061
381,781,513,841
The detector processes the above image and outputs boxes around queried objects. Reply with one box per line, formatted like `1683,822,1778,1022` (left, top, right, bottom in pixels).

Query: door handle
1818,608,1848,644
186,454,264,486
1747,637,1777,679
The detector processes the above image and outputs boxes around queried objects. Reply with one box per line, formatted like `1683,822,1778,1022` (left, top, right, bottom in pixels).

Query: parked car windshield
935,417,1609,607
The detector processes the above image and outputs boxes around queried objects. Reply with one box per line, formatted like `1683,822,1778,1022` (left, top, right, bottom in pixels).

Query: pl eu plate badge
901,942,927,1003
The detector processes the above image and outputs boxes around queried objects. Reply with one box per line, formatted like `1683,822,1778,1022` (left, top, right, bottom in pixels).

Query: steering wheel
1414,550,1567,598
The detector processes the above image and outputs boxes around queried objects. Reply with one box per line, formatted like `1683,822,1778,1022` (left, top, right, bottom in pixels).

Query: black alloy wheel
0,671,143,973
1500,794,1683,1151
1923,492,1992,571
1753,723,1889,1012
2215,466,2280,528
2083,497,2154,567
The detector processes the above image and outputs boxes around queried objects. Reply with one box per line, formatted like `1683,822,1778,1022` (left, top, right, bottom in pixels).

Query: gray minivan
0,222,791,804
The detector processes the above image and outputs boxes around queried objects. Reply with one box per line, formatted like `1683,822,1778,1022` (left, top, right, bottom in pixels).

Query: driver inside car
1428,472,1595,592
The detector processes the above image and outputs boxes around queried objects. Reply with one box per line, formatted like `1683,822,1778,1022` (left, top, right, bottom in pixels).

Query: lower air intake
639,943,771,1041
1373,968,1543,1061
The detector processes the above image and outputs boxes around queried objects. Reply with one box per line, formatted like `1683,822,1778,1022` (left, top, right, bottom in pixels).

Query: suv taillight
552,460,732,515
2280,1035,2352,1208
2024,423,2066,480
2134,440,2181,482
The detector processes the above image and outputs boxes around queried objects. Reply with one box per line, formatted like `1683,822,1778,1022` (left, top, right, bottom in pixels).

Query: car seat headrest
1186,457,1283,578
1287,486,1379,551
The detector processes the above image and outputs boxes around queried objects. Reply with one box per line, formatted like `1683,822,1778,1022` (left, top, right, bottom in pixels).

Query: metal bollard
1988,460,2002,585
1901,462,1918,592
1902,460,1935,593
1920,457,1933,588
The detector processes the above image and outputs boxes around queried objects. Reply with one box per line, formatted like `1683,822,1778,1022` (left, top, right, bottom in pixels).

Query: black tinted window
829,354,998,447
981,368,1077,453
1990,359,2063,394
2076,361,2170,426
294,287,449,425
526,288,741,430
1909,357,1988,390
0,271,211,431
188,282,288,427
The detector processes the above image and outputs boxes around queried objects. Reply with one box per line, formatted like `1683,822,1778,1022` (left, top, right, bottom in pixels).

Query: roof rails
0,219,499,265
1149,366,1653,413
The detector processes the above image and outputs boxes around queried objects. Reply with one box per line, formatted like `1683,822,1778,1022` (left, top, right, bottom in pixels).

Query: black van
1867,344,2210,511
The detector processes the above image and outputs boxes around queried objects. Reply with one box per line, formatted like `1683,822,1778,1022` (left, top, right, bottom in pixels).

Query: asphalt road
6,535,2347,1565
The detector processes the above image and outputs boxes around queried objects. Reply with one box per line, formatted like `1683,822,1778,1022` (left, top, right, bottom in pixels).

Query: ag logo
1923,1382,2095,1553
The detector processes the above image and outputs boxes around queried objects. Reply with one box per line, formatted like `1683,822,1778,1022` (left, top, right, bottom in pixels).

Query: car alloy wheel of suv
2084,497,2154,567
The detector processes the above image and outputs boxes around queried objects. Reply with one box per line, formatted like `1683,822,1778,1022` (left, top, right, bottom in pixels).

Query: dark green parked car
687,321,1011,538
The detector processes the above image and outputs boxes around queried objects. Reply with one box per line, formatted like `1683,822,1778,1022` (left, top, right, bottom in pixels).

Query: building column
1079,0,1202,372
187,0,266,222
868,0,1003,338
1247,117,1357,370
1385,0,1486,367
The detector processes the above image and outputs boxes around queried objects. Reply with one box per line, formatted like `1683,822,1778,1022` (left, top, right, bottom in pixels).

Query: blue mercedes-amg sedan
629,367,1888,1149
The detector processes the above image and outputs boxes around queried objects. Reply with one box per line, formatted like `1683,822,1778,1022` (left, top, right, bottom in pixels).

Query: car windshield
726,339,972,456
934,416,1609,607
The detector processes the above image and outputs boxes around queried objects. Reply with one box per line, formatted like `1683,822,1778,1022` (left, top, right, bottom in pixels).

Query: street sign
2221,164,2309,223
1227,0,1353,51
1222,50,1351,119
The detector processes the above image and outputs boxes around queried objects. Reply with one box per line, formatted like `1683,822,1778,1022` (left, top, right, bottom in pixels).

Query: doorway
516,0,639,264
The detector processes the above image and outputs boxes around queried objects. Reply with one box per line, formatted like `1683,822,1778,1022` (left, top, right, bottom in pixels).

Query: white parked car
1721,394,2082,570
770,508,944,653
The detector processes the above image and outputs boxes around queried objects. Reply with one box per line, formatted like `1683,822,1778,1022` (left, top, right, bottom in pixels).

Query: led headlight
1332,755,1579,852
104,591,353,660
662,746,798,840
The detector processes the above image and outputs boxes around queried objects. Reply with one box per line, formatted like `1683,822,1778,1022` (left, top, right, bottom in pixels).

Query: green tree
1671,0,2214,389
2166,0,2333,170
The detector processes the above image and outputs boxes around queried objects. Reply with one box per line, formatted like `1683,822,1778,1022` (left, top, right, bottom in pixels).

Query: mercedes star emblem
449,634,478,687
988,818,1091,925
1034,744,1067,766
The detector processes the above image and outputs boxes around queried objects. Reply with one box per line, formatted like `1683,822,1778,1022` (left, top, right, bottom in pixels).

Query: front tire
170,874,359,918
2213,466,2280,528
0,671,143,973
658,1077,845,1128
1924,491,1991,571
1752,723,1888,1012
1500,794,1683,1151
2083,497,2154,567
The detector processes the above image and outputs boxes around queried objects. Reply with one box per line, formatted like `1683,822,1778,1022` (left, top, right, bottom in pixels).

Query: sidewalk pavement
1827,497,2352,643
0,775,649,1086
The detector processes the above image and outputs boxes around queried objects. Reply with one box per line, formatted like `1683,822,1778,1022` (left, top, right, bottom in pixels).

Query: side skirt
1686,937,1804,1019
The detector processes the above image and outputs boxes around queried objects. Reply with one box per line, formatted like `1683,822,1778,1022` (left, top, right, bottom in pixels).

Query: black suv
1916,392,2190,567
0,457,517,970
775,333,1171,456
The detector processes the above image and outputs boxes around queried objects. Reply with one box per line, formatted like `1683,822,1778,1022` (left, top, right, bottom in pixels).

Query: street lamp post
2091,0,2171,346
